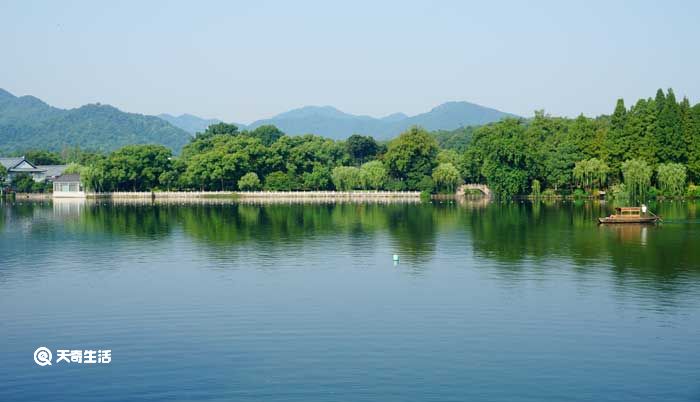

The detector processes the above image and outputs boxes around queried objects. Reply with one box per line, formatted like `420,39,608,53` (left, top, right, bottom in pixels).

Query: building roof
54,174,81,183
0,157,26,170
36,165,68,177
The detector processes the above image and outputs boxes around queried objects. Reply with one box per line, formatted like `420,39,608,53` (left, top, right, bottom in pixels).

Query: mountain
0,89,191,153
246,101,517,140
158,113,239,134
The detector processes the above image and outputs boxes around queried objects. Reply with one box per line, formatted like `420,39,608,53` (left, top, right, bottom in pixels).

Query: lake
1,199,699,401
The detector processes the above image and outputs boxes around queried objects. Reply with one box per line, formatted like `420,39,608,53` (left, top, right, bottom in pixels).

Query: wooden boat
598,207,660,224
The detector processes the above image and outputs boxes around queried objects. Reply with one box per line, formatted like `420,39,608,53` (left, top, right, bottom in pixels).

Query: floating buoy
392,254,399,262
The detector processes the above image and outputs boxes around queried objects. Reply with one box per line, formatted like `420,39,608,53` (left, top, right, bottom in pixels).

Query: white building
52,174,85,198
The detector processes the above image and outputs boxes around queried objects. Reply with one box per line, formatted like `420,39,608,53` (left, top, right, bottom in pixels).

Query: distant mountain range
0,88,191,153
164,101,515,140
0,87,517,153
157,113,224,135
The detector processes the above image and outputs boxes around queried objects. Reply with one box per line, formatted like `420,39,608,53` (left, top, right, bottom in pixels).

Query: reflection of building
0,156,67,183
53,197,87,217
53,174,85,198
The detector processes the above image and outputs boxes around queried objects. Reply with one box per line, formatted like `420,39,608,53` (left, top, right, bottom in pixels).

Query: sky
1,0,699,123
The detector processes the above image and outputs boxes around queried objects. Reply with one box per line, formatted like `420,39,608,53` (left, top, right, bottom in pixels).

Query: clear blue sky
1,0,698,123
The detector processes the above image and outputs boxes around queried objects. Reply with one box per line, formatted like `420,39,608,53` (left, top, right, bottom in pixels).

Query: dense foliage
458,89,700,198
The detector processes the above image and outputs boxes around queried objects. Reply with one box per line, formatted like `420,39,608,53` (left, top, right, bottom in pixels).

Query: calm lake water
1,199,700,401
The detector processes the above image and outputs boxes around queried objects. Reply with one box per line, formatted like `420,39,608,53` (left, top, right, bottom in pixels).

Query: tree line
5,88,700,200
460,88,700,200
62,124,459,194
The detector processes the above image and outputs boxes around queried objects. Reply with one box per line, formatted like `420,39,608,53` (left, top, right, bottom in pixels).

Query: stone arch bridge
456,183,492,198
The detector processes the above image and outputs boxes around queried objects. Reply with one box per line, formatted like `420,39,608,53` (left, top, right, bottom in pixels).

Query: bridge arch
457,183,491,198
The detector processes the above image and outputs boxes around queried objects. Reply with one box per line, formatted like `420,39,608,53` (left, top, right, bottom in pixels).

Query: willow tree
656,163,686,197
573,158,608,190
432,162,462,193
621,159,652,203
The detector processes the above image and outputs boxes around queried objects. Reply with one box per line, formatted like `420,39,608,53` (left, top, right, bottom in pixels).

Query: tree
94,144,173,191
688,104,700,182
468,118,530,198
198,122,239,138
331,166,363,191
264,171,295,191
530,179,541,197
656,88,685,163
249,125,284,146
346,134,379,164
573,158,608,190
25,150,64,165
656,163,686,197
238,172,262,191
432,162,461,193
11,173,47,193
437,149,461,166
384,126,439,189
621,159,652,203
302,165,332,190
360,161,387,190
0,164,7,183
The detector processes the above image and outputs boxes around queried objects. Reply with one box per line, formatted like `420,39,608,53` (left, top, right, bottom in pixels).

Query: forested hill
245,101,516,140
0,89,191,153
158,113,230,134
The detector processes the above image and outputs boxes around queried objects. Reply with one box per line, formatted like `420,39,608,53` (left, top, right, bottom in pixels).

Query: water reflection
1,199,699,292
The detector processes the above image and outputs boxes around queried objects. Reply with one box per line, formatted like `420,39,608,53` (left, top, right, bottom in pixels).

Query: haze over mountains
0,88,516,153
166,102,517,140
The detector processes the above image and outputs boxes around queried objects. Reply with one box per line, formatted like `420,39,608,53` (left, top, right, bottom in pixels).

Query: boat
598,207,661,224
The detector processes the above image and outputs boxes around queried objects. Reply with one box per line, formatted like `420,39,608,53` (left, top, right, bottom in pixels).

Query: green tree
249,125,284,146
331,166,363,191
346,134,379,164
95,144,173,191
302,165,332,190
621,159,652,203
238,172,262,191
656,88,685,163
384,126,439,189
437,149,461,166
530,179,541,197
656,163,686,197
468,118,530,197
25,150,64,165
688,104,700,182
264,171,295,191
11,173,47,193
432,162,461,193
198,122,239,138
572,158,608,190
360,161,387,190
